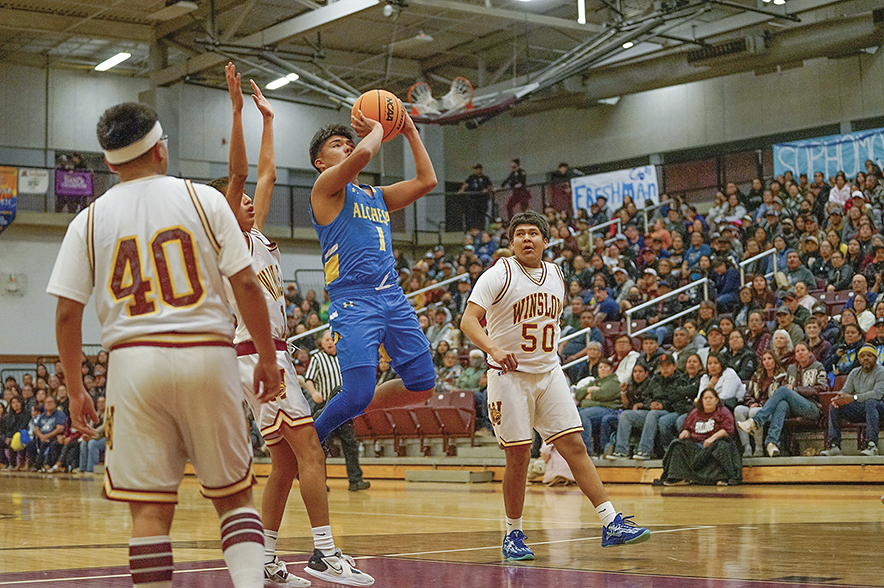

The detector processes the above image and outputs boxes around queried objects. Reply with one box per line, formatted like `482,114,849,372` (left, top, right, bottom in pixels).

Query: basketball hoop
407,82,440,116
441,77,474,111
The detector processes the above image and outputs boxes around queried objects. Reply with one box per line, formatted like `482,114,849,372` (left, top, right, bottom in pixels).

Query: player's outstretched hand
225,62,243,111
490,348,518,374
253,357,282,403
351,109,381,139
69,382,99,437
250,79,274,119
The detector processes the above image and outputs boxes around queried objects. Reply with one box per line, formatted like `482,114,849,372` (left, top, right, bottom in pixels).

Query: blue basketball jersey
310,183,397,298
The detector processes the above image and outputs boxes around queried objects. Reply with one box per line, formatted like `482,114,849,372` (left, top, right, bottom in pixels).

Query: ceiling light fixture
622,41,634,49
95,52,132,71
772,0,785,4
577,0,586,24
266,73,300,90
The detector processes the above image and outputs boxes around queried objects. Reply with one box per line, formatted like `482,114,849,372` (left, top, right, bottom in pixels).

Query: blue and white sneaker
502,530,535,560
601,514,651,547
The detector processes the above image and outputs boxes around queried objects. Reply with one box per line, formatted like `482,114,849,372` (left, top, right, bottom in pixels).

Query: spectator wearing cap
451,275,473,315
804,315,832,363
711,257,740,313
684,231,711,269
588,285,620,322
781,289,810,329
822,344,884,457
623,224,644,258
775,304,804,347
739,342,826,457
612,267,636,305
458,164,493,231
799,235,821,275
698,325,728,367
826,206,844,234
456,349,487,393
605,360,655,460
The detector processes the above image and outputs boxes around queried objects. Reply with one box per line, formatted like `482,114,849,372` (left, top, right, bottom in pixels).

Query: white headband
103,121,164,165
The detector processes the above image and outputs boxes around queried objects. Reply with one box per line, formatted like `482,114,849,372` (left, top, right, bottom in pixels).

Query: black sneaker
348,480,371,492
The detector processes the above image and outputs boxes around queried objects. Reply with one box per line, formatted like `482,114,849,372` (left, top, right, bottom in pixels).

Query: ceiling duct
687,34,767,64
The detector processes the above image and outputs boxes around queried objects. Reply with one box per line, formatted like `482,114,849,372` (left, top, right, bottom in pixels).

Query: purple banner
55,169,94,197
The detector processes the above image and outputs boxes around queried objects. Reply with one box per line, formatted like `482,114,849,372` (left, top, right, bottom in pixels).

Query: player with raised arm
307,104,437,442
214,63,373,587
49,102,280,588
460,210,651,561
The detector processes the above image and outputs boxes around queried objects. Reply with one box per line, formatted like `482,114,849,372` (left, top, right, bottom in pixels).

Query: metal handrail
739,247,778,287
588,218,622,254
641,198,673,233
624,277,709,336
287,272,463,343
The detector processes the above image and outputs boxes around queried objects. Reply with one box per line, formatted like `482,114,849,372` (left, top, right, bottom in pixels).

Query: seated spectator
852,292,875,332
456,349,486,392
432,340,451,368
26,395,67,472
738,342,826,456
610,334,640,385
846,274,877,309
821,345,884,456
804,318,832,364
631,354,695,460
435,350,463,394
560,312,604,382
697,354,745,411
698,325,728,367
770,328,795,366
711,257,740,312
684,231,712,269
721,330,756,380
2,396,28,470
735,351,788,457
590,285,620,322
575,359,621,456
605,361,653,459
695,301,718,337
659,387,741,486
376,357,397,387
775,305,804,347
828,322,864,376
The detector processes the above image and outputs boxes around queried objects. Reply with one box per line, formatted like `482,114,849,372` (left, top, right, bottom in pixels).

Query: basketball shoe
601,514,651,547
502,530,535,560
304,548,374,586
265,556,311,586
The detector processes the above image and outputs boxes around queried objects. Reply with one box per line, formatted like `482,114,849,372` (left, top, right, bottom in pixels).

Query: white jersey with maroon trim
468,256,566,374
47,176,252,351
224,228,287,344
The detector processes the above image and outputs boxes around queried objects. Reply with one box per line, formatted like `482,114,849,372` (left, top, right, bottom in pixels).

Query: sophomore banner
774,128,884,180
570,166,660,213
0,166,17,236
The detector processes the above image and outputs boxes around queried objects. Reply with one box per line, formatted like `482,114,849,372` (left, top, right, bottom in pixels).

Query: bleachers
353,390,477,457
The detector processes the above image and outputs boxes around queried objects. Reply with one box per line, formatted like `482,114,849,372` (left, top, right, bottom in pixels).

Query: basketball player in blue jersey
308,109,437,442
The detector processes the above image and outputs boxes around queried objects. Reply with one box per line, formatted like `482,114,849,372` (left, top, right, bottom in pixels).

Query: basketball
351,89,406,142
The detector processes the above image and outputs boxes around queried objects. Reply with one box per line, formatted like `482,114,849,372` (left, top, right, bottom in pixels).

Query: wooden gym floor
1,472,882,587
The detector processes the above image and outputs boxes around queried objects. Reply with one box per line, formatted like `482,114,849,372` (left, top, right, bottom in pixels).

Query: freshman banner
774,127,884,180
570,166,660,213
0,166,17,236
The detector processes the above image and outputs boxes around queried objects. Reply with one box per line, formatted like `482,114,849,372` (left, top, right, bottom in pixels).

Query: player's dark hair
96,103,158,151
508,210,550,242
208,176,230,195
309,124,354,172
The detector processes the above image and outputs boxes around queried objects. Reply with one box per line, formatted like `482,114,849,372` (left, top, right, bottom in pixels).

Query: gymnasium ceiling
0,0,881,120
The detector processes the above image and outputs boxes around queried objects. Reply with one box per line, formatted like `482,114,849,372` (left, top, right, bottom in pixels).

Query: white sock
129,535,173,588
264,528,278,563
220,507,264,588
505,517,522,533
312,525,337,556
596,501,617,527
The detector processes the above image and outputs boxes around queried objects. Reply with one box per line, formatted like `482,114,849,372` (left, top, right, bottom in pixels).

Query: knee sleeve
396,352,436,392
314,366,376,442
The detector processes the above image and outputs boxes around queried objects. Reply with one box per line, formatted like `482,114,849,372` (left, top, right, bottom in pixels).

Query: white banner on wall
18,168,49,194
570,165,659,213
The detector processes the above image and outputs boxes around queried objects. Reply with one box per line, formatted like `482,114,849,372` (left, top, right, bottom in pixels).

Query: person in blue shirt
28,394,67,471
711,257,741,312
684,231,712,268
307,108,438,442
592,286,620,322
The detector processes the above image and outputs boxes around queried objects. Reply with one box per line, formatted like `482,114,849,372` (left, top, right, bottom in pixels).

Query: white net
441,76,474,111
407,82,440,115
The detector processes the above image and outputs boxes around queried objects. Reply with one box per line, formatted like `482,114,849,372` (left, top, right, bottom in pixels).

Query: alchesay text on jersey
353,202,390,224
511,292,562,324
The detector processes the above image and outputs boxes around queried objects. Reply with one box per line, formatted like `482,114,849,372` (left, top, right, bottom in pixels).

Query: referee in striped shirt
304,331,370,491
